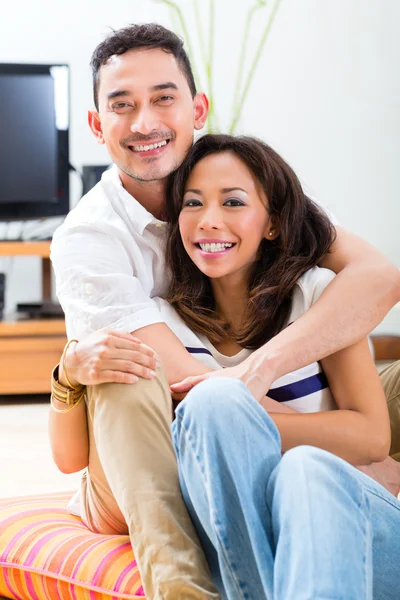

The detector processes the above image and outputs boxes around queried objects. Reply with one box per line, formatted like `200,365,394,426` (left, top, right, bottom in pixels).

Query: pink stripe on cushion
22,526,81,567
71,537,111,578
114,559,137,591
2,520,73,561
25,570,42,600
92,542,131,585
3,566,24,600
89,542,131,600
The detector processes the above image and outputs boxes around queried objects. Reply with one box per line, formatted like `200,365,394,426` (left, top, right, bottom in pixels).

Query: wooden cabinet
0,242,66,395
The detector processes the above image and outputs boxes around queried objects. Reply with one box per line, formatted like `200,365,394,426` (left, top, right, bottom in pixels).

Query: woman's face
178,151,274,284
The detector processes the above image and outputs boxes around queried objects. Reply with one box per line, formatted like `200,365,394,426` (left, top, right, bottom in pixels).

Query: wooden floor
0,395,82,499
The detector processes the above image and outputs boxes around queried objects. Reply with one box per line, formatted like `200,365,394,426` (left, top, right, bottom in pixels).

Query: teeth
132,140,168,152
199,242,233,253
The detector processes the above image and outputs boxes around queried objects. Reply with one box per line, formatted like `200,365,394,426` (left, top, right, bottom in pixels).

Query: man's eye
183,199,202,207
157,95,174,104
224,198,245,207
112,103,132,113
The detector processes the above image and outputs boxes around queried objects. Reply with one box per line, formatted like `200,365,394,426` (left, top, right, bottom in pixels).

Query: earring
269,232,273,237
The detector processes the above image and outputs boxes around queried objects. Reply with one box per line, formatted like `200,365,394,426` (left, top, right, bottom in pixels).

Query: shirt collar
103,164,167,235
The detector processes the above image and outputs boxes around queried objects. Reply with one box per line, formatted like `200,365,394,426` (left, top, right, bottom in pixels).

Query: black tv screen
0,63,69,221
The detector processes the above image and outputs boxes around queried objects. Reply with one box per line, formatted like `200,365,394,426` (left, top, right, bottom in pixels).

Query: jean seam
177,413,248,600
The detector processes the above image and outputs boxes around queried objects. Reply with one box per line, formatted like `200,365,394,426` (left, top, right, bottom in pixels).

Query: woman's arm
48,396,89,474
49,330,164,474
270,338,391,465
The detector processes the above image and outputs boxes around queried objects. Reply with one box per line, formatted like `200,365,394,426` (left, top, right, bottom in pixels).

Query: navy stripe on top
186,346,213,357
268,372,329,403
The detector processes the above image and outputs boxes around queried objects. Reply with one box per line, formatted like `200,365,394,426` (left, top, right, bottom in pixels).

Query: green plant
153,0,283,133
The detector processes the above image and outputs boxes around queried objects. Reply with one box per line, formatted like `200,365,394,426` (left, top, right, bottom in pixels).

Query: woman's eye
224,198,245,207
182,199,202,207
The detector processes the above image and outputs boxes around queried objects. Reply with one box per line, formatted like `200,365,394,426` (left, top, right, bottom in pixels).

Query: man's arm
260,226,400,382
172,227,400,400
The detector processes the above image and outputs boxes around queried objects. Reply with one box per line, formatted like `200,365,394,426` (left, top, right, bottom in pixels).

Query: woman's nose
198,207,224,230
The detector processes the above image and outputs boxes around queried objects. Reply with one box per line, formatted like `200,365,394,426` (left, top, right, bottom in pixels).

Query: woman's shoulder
290,267,336,321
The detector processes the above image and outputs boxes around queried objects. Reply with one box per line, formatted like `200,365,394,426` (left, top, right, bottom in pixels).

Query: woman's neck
211,275,249,333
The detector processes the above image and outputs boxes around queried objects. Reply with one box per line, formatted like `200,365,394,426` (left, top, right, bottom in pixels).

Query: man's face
90,48,208,185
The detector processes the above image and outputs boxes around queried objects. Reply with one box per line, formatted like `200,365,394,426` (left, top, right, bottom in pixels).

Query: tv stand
0,241,66,395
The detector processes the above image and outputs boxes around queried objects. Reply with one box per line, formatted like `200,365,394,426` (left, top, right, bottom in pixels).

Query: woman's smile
194,238,237,258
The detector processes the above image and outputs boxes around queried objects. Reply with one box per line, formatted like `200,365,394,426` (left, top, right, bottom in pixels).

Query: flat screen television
0,63,70,221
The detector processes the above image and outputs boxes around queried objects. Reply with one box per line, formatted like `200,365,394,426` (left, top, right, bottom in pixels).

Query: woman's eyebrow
184,188,202,195
221,187,247,193
184,187,248,195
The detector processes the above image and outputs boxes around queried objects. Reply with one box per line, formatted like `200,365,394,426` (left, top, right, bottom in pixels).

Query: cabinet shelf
0,242,66,395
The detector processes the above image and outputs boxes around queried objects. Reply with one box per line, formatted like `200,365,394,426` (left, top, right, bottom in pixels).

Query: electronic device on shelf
16,301,64,319
0,273,5,320
0,62,70,222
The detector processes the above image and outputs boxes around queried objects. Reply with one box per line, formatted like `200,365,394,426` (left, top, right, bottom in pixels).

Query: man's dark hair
90,23,197,110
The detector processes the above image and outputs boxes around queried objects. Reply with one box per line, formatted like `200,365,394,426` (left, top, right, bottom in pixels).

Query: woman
162,134,399,599
50,134,400,599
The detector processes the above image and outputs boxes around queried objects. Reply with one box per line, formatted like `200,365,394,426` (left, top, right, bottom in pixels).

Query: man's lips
126,139,171,157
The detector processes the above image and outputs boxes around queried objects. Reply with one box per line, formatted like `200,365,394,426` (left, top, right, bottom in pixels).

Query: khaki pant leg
380,360,400,461
85,368,219,600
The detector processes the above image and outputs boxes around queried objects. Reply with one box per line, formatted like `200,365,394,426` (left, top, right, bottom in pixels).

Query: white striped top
155,266,338,413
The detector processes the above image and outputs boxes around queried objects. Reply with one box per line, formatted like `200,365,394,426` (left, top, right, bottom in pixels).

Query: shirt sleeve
51,223,164,339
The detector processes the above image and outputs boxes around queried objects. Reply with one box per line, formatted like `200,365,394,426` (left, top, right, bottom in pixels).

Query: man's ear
193,93,209,131
88,110,105,144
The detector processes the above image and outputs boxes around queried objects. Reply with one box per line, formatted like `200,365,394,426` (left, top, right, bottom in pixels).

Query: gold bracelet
51,364,86,407
62,339,79,389
50,392,84,414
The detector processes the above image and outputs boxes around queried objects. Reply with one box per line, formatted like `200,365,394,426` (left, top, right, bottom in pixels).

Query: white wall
0,0,399,331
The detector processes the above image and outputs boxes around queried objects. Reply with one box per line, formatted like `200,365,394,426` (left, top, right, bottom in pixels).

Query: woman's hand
62,330,158,387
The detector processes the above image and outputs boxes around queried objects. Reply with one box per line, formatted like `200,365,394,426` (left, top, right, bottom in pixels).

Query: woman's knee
174,377,279,452
176,377,250,427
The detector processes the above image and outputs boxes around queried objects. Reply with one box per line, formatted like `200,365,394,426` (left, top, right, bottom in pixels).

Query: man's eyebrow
150,82,178,92
107,90,131,101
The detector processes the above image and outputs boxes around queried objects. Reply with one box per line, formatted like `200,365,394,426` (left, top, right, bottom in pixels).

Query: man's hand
170,355,275,402
62,330,158,387
357,456,400,498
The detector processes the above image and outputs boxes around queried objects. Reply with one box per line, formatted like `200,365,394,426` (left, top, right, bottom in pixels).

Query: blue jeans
172,378,400,600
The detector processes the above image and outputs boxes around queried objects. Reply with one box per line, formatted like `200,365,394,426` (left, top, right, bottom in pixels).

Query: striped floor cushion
0,492,145,599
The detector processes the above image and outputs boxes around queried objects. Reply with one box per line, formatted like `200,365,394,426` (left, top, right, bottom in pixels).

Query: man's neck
118,169,167,221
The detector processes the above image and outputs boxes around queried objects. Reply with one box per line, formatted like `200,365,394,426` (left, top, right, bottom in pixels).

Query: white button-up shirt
51,165,337,341
51,166,169,339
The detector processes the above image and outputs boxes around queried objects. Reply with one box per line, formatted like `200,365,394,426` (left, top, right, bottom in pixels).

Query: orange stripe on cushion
0,493,145,600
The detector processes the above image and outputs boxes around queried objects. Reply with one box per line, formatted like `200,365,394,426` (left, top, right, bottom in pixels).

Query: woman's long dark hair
165,134,336,349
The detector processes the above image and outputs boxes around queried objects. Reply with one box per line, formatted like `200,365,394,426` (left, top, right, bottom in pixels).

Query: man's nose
130,105,159,136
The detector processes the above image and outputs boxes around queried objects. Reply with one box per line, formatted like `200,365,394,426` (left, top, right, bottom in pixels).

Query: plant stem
193,0,208,67
156,0,203,91
229,0,282,134
206,0,218,131
231,1,266,127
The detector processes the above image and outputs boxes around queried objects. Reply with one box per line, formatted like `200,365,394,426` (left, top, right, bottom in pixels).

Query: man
50,23,400,600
